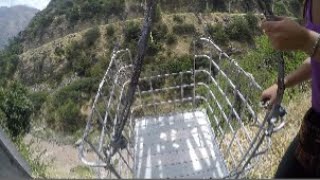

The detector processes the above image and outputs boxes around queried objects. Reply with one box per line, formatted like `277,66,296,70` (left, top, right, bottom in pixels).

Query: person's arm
303,30,320,60
284,57,311,88
261,18,320,61
261,58,311,104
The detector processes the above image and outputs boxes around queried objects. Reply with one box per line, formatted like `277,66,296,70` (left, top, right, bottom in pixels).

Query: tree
54,99,84,133
225,16,252,42
207,23,229,45
83,27,101,47
0,82,33,138
124,21,141,43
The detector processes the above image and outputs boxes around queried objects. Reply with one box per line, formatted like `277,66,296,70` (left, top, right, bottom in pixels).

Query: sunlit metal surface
134,110,228,179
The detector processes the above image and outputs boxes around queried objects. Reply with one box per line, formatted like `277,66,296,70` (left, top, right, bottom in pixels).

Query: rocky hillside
1,0,305,144
0,5,38,49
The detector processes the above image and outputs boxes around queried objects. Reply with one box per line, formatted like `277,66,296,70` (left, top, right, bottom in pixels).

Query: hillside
0,5,38,49
18,0,302,51
0,0,308,178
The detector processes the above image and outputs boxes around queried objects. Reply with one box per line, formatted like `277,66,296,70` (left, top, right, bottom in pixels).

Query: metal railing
79,37,281,179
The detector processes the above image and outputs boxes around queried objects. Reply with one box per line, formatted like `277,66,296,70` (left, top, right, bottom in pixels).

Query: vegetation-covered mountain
0,5,38,49
17,0,302,50
0,0,307,178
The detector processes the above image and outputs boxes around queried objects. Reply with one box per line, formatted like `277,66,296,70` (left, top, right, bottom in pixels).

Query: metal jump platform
78,37,285,179
134,110,228,179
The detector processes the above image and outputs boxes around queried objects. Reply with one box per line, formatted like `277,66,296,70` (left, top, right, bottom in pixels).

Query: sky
0,0,50,10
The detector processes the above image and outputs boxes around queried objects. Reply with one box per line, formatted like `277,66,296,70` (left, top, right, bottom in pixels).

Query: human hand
261,17,313,53
261,84,278,108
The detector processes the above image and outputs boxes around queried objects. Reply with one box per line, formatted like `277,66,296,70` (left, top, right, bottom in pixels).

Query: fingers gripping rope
256,0,287,134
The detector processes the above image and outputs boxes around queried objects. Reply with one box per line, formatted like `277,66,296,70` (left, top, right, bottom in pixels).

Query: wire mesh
79,37,273,179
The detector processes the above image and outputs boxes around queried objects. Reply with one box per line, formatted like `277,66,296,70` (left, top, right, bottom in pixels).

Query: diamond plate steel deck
134,110,229,179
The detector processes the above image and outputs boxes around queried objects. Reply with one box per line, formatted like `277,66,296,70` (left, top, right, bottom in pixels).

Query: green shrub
65,41,82,60
6,37,23,55
225,16,252,42
289,0,302,17
160,55,193,74
56,99,85,133
173,15,184,24
51,78,97,107
89,56,109,78
166,33,178,45
0,82,33,138
106,25,115,37
31,15,54,31
154,5,162,23
0,53,19,84
124,21,141,43
26,11,54,39
29,91,49,112
194,1,208,13
102,0,125,19
50,0,125,23
152,23,168,42
192,40,204,51
71,165,93,178
54,46,65,56
47,98,85,134
274,1,288,16
72,52,91,76
147,41,162,56
47,78,98,134
173,23,196,35
65,41,93,76
245,12,259,33
83,27,101,47
67,7,80,23
80,1,103,20
239,35,307,96
207,23,229,45
0,37,22,84
0,108,7,130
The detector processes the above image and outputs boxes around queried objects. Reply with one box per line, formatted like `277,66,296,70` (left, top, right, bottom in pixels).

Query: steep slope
9,0,304,146
18,0,303,51
0,5,38,49
16,12,238,136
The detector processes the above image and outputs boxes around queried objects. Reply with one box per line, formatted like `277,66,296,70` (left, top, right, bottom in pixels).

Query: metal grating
79,37,274,179
134,110,228,179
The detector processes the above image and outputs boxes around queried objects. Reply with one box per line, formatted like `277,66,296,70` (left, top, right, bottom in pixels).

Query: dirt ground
23,134,94,179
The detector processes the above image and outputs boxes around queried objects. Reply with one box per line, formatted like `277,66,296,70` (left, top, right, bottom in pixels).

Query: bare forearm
304,30,320,62
284,58,311,89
